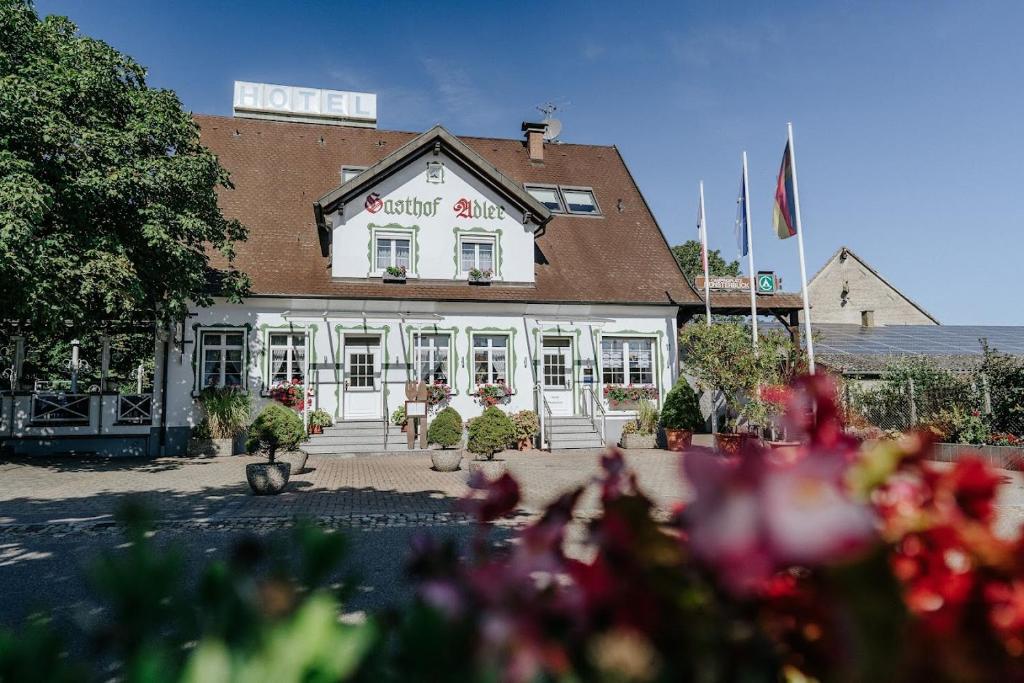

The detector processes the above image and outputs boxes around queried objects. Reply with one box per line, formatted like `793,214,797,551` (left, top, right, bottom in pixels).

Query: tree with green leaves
671,240,740,283
0,0,249,341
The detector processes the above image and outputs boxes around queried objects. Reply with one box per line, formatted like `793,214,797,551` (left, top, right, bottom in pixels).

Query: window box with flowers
383,265,407,283
269,378,312,413
474,381,513,407
425,381,452,409
603,384,659,411
468,268,493,285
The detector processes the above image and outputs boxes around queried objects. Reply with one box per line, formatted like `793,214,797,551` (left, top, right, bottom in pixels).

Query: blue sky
38,0,1022,324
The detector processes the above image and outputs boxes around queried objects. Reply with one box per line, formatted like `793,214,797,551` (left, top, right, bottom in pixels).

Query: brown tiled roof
703,291,805,313
195,114,699,306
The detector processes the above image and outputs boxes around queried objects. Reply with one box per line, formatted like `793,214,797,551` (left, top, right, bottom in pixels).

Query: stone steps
306,420,426,455
547,415,605,450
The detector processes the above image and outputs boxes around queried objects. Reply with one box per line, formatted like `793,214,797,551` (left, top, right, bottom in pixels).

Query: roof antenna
536,101,566,142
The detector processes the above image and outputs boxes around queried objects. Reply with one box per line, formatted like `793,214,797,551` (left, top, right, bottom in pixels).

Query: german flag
772,141,798,239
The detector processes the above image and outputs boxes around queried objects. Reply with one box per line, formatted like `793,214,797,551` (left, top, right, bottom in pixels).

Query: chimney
522,121,546,162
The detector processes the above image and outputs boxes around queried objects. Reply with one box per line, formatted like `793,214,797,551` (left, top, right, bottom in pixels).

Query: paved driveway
0,449,690,531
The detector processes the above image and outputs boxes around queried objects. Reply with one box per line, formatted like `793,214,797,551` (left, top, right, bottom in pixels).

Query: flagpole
699,181,712,328
742,151,758,350
699,180,717,434
787,122,815,374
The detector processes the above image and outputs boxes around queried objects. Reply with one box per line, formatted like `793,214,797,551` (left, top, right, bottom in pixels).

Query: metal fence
842,375,1024,445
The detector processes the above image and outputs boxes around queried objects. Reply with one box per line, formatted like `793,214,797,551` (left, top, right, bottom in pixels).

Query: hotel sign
233,81,377,127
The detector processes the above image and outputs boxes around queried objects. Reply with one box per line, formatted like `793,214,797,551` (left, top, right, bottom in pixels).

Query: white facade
331,150,536,283
160,298,679,453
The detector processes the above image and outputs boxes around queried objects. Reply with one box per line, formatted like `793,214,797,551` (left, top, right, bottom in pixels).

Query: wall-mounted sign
694,272,779,294
454,198,506,220
364,194,442,217
233,81,377,127
756,272,779,294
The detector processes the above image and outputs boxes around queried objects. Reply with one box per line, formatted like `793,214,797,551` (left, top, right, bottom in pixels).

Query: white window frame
601,337,653,386
341,165,367,183
560,186,602,216
374,233,412,274
414,334,450,385
200,330,246,389
268,332,306,384
473,334,509,387
524,184,565,213
459,236,496,275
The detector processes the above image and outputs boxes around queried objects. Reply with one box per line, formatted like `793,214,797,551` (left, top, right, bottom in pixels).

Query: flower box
609,399,639,412
383,265,407,282
603,384,659,410
468,268,493,285
620,433,656,449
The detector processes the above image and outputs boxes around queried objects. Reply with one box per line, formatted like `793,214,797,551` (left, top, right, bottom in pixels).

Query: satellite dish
543,117,562,142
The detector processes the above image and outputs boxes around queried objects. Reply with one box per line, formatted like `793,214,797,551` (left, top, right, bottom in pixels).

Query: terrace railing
31,393,91,426
116,394,153,425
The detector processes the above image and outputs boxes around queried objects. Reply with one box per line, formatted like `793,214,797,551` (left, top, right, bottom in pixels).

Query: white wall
164,297,679,448
329,150,537,283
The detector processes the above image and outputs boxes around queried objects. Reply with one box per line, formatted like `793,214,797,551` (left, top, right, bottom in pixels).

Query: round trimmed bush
428,406,464,448
246,404,305,461
660,378,703,431
467,406,515,460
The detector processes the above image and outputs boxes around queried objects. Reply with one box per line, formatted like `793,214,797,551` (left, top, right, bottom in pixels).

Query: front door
342,335,382,420
542,338,574,416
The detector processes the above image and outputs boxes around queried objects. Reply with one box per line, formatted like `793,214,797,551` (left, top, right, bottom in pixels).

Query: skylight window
561,188,600,215
525,185,564,213
341,166,367,183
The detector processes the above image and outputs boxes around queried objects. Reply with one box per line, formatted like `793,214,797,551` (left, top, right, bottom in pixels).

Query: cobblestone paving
0,449,690,534
2,448,1023,538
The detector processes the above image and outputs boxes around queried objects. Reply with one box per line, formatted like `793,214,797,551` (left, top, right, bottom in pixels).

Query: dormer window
524,184,601,216
341,166,367,183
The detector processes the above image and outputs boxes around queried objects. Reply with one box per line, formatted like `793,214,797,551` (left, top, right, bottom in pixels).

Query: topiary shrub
660,378,704,431
466,406,515,460
428,406,464,448
246,403,305,462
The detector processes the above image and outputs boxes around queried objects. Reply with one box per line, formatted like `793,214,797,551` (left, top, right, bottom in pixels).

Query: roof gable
314,125,551,230
810,246,940,324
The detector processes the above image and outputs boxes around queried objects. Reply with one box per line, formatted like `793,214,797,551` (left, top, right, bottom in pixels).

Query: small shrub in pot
308,408,332,435
428,406,464,471
620,400,659,449
660,379,703,450
510,410,539,450
467,407,515,478
245,404,306,494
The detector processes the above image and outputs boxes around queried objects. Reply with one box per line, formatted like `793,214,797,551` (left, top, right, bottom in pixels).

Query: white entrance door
542,338,574,416
342,336,382,420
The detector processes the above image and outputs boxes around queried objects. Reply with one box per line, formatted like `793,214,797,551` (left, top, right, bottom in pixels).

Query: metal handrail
534,383,552,450
380,378,388,451
583,385,607,445
542,392,553,451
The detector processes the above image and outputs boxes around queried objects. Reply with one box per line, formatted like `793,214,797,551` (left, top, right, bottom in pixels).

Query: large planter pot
609,399,639,412
309,424,323,435
516,438,533,451
714,433,756,455
246,462,291,495
664,428,693,452
468,458,507,479
278,450,308,475
431,449,463,472
620,433,657,449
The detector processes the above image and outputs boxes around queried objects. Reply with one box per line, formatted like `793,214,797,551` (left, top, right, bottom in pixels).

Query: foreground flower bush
402,374,1024,681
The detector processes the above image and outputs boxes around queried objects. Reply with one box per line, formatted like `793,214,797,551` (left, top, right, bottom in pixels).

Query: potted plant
193,387,251,456
308,408,332,435
392,405,407,432
468,267,493,284
510,410,539,450
466,406,516,479
245,403,306,495
679,322,794,455
383,265,407,282
427,406,464,471
603,384,659,411
619,400,659,449
660,379,703,451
